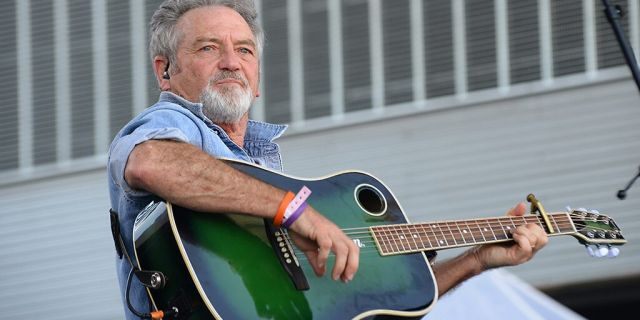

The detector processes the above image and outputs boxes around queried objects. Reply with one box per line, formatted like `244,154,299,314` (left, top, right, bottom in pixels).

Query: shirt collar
158,91,287,143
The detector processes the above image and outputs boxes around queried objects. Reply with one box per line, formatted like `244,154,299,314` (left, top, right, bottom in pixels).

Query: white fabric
424,269,585,320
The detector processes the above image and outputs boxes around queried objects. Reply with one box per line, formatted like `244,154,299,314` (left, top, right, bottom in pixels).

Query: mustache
209,71,249,87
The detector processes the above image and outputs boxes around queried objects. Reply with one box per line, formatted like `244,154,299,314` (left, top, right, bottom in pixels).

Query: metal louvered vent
0,0,634,180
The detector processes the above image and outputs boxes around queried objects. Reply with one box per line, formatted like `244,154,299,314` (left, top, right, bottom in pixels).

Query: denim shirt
107,91,286,319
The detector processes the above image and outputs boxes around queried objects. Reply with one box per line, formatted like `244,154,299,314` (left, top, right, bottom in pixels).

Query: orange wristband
273,191,295,228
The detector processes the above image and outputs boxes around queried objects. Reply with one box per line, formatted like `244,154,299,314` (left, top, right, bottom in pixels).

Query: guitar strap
110,208,134,266
110,209,185,320
109,208,168,289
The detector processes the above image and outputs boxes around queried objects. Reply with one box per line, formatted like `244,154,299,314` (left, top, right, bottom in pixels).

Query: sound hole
355,185,386,216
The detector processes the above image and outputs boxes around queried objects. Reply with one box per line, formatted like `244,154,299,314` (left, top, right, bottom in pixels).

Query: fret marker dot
483,228,488,231
439,240,444,244
463,230,468,233
400,235,405,240
506,226,511,230
413,234,418,238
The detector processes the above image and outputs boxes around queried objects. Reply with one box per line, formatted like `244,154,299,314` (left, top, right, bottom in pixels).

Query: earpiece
162,62,170,80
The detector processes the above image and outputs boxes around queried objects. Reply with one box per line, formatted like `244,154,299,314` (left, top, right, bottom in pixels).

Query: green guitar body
133,159,437,319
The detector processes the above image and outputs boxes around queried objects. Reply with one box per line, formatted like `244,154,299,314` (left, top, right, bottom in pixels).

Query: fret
400,227,411,251
551,214,560,233
371,227,382,254
397,226,411,251
454,222,469,244
420,224,434,249
482,219,498,241
383,226,396,254
552,213,575,233
463,220,478,244
522,216,533,232
421,225,431,249
564,213,577,233
499,217,514,238
376,227,390,254
549,215,560,232
535,216,548,232
494,218,509,240
389,226,403,252
389,226,403,253
474,219,487,242
519,216,528,230
408,225,419,250
444,222,459,246
406,227,416,250
531,215,547,233
551,213,576,233
405,226,414,250
432,223,449,248
511,217,519,231
524,216,542,231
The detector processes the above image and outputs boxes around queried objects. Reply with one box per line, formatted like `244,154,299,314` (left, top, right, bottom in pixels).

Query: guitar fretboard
370,213,575,256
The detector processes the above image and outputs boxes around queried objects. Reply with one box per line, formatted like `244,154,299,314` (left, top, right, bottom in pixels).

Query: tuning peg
607,246,620,258
585,245,596,257
586,245,609,257
595,245,609,258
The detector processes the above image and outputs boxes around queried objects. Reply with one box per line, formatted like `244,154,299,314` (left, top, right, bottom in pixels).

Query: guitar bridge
264,219,310,291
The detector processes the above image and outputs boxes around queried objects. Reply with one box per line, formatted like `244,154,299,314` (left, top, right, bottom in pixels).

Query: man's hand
287,207,360,283
471,202,549,270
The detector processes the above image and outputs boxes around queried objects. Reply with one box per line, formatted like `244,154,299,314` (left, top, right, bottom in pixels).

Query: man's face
169,6,259,123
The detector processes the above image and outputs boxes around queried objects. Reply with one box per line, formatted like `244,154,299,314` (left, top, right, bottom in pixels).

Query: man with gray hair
108,0,547,318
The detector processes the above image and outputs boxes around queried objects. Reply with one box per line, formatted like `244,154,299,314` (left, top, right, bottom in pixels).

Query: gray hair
149,0,264,72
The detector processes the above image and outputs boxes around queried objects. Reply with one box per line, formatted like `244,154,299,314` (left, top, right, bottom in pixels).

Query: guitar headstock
568,208,626,258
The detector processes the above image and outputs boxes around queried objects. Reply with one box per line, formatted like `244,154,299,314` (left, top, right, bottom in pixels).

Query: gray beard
200,73,253,124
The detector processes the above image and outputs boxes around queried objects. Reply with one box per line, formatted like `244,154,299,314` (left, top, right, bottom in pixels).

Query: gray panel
263,0,291,124
108,0,133,139
552,1,585,76
69,0,95,159
0,0,19,171
343,0,372,112
596,0,629,69
509,1,541,84
423,0,454,98
383,0,412,106
302,0,331,120
466,0,497,91
0,170,122,319
31,0,57,165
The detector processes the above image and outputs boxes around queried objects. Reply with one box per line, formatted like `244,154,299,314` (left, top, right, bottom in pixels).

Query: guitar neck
370,213,576,256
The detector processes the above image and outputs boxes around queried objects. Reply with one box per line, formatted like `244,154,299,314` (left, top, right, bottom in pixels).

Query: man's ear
153,56,170,90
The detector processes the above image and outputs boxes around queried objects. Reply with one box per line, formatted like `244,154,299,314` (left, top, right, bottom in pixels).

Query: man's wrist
468,246,489,276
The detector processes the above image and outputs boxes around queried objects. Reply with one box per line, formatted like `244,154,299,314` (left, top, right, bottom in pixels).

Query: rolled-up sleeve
108,108,204,197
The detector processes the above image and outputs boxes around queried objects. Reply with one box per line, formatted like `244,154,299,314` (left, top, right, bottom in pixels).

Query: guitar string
280,219,614,248
280,214,614,239
279,214,619,258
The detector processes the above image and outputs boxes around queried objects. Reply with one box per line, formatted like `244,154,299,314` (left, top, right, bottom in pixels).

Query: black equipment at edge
600,0,640,199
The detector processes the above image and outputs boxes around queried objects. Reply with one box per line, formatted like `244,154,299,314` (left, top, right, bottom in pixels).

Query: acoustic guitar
132,159,626,319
